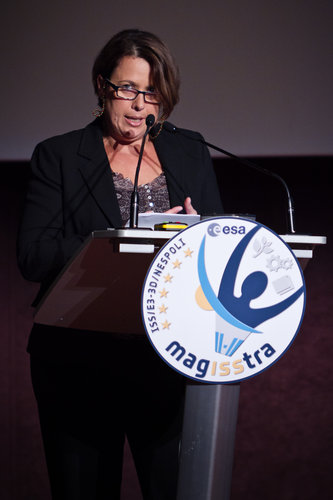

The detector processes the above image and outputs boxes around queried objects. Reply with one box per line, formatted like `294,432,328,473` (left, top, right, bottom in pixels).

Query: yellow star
159,304,168,314
184,247,194,258
164,273,173,283
162,320,171,329
159,288,169,298
173,259,182,269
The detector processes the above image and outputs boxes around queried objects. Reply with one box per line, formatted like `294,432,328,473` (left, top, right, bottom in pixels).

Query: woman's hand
165,197,197,215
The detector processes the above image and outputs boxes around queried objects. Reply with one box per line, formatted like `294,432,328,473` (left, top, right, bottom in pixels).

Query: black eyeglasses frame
104,78,160,104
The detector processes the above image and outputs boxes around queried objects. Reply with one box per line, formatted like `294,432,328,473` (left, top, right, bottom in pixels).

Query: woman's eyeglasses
104,79,160,104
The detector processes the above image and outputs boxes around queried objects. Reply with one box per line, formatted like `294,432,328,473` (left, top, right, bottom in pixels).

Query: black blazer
17,119,223,299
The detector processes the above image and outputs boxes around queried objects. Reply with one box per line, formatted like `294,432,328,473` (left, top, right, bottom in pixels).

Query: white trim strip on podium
292,249,313,259
281,234,327,244
119,243,155,253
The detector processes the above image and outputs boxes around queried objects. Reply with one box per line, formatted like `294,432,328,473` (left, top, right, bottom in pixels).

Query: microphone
164,122,296,234
129,114,155,228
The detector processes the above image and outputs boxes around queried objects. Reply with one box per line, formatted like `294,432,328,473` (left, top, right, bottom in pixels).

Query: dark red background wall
1,157,332,499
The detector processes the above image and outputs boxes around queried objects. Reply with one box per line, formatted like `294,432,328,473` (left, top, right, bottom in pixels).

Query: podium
34,227,326,500
34,229,174,333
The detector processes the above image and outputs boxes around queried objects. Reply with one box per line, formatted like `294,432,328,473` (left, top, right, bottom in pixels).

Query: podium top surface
96,228,327,245
95,228,179,240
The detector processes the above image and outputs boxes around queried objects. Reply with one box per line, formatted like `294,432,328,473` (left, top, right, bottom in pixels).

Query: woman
18,29,223,500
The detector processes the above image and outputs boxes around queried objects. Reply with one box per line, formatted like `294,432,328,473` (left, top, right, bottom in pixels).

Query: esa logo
207,222,245,237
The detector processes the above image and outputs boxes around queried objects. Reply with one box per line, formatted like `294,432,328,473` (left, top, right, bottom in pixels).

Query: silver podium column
177,383,240,500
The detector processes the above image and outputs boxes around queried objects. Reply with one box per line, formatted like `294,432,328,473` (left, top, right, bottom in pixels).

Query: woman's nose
131,93,145,110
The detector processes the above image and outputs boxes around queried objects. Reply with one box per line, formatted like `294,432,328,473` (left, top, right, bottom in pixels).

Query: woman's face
98,56,160,144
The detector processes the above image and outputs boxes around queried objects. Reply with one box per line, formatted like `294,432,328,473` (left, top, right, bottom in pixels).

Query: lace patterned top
112,172,171,225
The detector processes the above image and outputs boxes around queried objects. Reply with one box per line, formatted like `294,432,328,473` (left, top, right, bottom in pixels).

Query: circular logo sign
142,217,306,383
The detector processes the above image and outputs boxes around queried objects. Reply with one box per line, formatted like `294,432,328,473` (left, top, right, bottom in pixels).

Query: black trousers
30,335,185,500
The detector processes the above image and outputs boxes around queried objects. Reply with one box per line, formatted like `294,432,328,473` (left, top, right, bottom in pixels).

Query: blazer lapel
76,120,189,226
77,120,122,228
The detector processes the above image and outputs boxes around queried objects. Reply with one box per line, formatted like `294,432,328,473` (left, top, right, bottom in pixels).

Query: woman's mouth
125,116,144,127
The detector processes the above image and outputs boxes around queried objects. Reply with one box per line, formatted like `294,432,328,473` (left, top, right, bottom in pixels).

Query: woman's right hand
165,197,197,215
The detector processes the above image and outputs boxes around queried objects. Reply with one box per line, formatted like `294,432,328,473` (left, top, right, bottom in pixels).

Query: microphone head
146,114,155,128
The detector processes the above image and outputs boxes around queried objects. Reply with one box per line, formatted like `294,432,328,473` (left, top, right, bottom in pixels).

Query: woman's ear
96,75,106,95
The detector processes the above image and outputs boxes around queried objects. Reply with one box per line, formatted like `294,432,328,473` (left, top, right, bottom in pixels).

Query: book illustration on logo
196,225,305,356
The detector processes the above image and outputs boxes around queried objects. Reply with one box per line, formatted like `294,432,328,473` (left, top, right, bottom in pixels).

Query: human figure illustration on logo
197,224,305,356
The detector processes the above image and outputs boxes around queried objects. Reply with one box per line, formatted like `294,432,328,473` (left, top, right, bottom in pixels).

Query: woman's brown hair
92,29,180,122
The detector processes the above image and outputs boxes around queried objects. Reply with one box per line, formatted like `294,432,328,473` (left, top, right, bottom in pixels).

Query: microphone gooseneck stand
164,122,296,234
129,114,155,228
203,138,296,234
